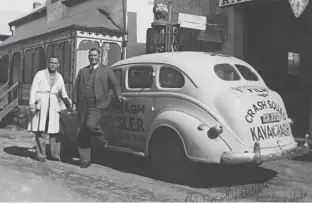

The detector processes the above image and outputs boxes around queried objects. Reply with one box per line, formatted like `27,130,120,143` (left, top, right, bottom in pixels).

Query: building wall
126,0,155,58
148,0,243,57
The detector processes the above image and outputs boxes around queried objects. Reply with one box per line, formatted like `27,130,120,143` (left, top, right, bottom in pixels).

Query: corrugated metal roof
0,9,124,47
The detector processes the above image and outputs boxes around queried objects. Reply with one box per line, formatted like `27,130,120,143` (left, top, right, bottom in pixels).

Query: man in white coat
28,55,71,162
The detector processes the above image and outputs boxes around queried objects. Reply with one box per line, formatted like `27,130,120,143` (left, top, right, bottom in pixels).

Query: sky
0,0,45,34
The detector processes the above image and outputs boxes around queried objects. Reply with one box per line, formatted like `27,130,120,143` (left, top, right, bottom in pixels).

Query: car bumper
220,135,310,165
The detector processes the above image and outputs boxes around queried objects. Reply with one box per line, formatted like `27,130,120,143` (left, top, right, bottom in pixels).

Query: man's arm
59,75,71,109
107,67,121,98
29,72,40,112
72,70,82,105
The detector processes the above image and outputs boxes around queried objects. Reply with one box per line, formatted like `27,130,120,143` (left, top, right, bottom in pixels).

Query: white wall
126,0,155,57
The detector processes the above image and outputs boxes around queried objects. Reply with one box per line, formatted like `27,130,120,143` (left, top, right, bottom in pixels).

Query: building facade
0,0,126,105
222,0,312,137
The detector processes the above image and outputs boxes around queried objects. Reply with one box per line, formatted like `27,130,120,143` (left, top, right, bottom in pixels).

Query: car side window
128,66,154,89
159,67,185,88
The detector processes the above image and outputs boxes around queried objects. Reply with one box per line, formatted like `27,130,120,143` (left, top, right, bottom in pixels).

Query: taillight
207,125,223,139
197,124,223,139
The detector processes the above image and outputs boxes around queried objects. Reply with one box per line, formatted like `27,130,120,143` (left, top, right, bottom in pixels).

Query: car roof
112,51,261,85
113,51,234,66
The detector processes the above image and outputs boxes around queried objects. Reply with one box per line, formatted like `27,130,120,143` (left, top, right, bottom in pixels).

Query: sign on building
289,0,309,18
178,13,206,31
219,0,253,7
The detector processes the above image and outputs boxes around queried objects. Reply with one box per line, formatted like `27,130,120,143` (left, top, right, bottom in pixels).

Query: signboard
178,13,206,31
219,0,253,7
289,0,309,18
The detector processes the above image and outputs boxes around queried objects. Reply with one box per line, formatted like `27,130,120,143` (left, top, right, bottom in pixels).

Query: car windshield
235,64,259,81
214,64,240,81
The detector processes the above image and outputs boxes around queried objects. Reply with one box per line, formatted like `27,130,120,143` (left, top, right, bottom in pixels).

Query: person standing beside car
28,55,71,162
72,48,126,168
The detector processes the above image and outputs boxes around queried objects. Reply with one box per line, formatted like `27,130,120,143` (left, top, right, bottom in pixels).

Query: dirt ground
0,126,311,202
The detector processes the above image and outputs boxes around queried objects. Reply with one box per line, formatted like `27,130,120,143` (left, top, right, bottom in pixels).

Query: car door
117,64,156,152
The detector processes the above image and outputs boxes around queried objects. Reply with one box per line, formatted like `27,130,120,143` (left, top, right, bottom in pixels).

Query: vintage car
99,52,310,182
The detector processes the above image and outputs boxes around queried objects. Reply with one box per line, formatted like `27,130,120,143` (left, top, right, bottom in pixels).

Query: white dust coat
27,69,71,134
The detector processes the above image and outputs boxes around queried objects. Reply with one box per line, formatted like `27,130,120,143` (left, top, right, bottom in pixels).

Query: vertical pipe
168,0,172,23
122,0,128,59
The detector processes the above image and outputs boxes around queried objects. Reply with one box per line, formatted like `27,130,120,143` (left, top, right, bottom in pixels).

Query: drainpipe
122,0,128,59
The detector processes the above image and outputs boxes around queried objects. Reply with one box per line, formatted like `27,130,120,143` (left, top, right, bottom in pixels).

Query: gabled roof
0,8,124,47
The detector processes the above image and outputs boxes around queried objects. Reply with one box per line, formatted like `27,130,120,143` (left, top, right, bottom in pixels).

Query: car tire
149,132,195,184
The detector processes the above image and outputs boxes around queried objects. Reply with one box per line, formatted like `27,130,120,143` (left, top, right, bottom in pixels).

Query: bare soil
0,126,311,202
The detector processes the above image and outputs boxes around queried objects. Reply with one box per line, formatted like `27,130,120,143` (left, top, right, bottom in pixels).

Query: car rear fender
146,110,231,163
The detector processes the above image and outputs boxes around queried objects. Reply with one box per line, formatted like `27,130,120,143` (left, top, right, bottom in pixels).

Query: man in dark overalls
72,48,126,168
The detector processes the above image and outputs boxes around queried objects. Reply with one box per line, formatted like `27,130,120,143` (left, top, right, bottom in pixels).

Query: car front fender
146,110,231,164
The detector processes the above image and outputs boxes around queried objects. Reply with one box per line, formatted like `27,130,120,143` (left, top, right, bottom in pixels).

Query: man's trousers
77,107,107,164
35,132,61,160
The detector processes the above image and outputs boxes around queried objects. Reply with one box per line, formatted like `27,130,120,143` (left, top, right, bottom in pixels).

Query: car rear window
214,64,240,81
235,64,259,81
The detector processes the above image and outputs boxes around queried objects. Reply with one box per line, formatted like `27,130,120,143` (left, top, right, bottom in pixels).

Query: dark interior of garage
242,0,312,138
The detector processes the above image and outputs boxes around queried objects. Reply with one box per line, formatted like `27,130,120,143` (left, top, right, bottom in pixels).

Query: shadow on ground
92,150,277,188
3,146,37,160
3,144,81,165
3,145,277,188
293,151,312,162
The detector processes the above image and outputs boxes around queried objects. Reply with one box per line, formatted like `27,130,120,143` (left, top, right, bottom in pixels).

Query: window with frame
159,67,185,88
288,52,300,75
128,66,154,89
23,49,34,84
214,64,240,81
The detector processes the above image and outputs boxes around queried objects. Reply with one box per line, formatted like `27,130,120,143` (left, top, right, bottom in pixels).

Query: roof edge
0,24,125,49
9,5,47,27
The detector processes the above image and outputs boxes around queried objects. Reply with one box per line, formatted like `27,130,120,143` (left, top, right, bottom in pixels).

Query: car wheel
149,132,194,184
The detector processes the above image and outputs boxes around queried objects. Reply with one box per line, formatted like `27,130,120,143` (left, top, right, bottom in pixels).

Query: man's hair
49,54,59,63
89,48,100,55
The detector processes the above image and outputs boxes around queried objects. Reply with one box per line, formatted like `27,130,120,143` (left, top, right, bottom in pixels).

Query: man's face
48,57,59,71
88,50,100,66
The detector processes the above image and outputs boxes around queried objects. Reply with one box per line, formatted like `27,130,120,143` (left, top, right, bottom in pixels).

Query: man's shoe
80,162,91,168
38,158,46,162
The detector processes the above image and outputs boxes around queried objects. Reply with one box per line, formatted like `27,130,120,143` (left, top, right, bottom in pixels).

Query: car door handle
151,106,155,112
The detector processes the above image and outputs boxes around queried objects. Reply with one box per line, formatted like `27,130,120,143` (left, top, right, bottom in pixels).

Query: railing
0,82,9,93
0,81,19,122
